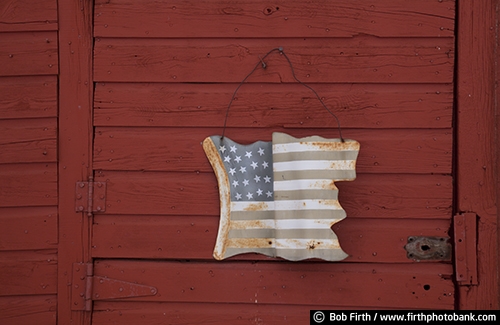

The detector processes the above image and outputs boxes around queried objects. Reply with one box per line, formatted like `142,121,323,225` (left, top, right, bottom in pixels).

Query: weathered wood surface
0,207,57,251
0,76,57,119
0,250,57,296
0,118,57,164
92,215,450,263
0,31,58,76
456,0,499,309
94,0,455,38
94,38,454,83
0,163,57,207
0,295,56,325
94,171,452,219
92,259,454,309
0,0,57,32
94,83,453,128
93,127,452,174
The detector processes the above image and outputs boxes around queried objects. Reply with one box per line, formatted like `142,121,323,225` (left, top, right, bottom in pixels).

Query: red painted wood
94,0,455,38
456,0,499,309
0,76,57,119
93,127,452,174
0,31,58,76
0,163,57,207
94,171,452,219
0,295,56,325
0,250,57,296
57,0,94,324
94,82,453,129
92,259,454,309
0,207,57,251
0,118,57,164
93,38,454,83
0,0,57,32
92,215,451,263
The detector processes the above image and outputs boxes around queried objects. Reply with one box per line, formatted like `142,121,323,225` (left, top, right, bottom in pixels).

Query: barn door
63,1,462,323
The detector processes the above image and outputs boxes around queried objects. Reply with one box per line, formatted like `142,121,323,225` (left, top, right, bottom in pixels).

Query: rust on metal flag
203,132,360,261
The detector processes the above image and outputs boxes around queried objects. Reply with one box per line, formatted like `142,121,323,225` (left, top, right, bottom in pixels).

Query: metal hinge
71,262,158,311
453,213,478,285
75,178,107,215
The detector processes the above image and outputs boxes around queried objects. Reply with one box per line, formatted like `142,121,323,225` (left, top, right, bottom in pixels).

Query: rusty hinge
71,262,158,311
75,178,107,215
453,213,478,285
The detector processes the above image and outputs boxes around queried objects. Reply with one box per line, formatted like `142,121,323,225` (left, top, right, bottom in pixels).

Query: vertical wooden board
0,295,56,325
0,118,57,164
0,250,57,296
0,207,58,251
0,31,58,76
93,0,455,38
94,83,453,129
456,0,499,309
0,76,57,119
57,0,94,324
0,0,57,32
91,215,451,263
93,260,454,309
0,163,57,207
93,38,454,83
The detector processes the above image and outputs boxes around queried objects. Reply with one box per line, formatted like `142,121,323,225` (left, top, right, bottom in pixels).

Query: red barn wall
0,0,58,324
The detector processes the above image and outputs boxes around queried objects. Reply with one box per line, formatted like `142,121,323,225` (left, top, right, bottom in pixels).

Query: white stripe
232,199,342,211
226,238,341,249
274,179,336,191
273,160,356,171
273,142,359,153
230,218,339,230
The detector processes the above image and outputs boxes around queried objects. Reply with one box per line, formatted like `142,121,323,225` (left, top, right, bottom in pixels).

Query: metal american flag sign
203,132,360,261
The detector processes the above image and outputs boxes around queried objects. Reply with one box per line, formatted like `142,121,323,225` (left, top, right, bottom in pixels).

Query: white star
266,191,273,198
232,180,239,187
262,161,269,169
234,155,242,163
250,161,259,169
246,192,254,200
224,156,231,163
230,145,237,153
245,151,252,158
229,168,236,175
258,148,265,156
264,176,271,183
256,189,263,196
219,145,226,153
254,175,261,183
235,193,242,200
239,166,246,173
242,179,250,186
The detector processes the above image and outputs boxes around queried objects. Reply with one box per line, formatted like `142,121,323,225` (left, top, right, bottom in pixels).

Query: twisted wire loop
220,47,345,142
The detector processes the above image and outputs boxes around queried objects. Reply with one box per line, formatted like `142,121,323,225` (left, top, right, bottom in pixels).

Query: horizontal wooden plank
0,118,57,164
92,215,451,263
0,31,58,76
0,0,57,32
94,0,455,38
0,295,56,325
0,250,57,296
0,163,57,207
0,76,57,119
0,207,57,251
93,38,454,83
94,83,453,128
92,301,385,325
93,127,452,174
94,171,452,218
93,259,454,309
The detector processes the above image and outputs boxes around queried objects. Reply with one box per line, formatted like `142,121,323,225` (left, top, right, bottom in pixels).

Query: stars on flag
218,141,273,201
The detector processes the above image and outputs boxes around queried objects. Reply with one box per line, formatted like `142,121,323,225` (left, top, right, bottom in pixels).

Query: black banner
310,310,499,324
